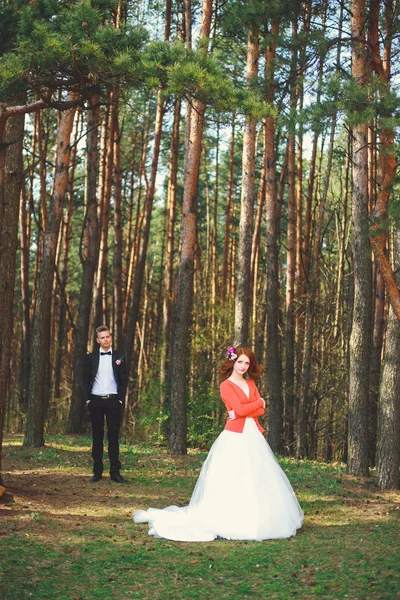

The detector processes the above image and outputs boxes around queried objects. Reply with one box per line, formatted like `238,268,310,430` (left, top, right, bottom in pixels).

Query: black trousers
89,395,122,477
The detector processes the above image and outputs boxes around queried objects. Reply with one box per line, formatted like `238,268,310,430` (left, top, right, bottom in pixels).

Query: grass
0,433,399,600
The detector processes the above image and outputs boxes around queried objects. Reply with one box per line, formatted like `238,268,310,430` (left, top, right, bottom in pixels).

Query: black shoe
91,475,102,482
110,473,128,484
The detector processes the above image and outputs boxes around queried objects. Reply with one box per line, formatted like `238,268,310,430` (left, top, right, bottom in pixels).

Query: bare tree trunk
123,111,150,334
333,133,351,340
297,118,337,458
348,0,372,476
264,20,282,453
294,0,313,398
0,104,25,483
54,112,81,399
377,229,400,489
159,97,181,427
113,94,123,347
369,0,400,320
125,89,166,371
25,95,78,447
234,24,259,346
169,0,212,454
19,177,32,412
250,153,266,348
369,0,398,479
221,117,235,301
93,91,115,331
68,94,100,433
285,19,298,453
297,4,341,458
285,127,296,449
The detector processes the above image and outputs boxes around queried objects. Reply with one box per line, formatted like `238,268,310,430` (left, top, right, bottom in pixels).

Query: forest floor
0,433,399,600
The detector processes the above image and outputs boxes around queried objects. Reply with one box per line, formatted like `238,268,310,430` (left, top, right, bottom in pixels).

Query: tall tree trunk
68,93,100,433
169,0,212,454
113,95,123,347
370,0,398,480
221,117,235,301
54,112,80,399
250,153,266,348
297,118,337,458
264,20,282,453
285,19,298,454
123,112,150,334
212,126,220,385
234,24,259,346
376,229,400,489
0,105,25,484
348,0,372,476
294,0,312,393
285,130,296,448
19,177,32,412
369,258,385,466
25,95,78,447
159,97,181,426
124,89,166,371
333,133,351,341
296,4,341,458
93,91,115,331
368,0,400,320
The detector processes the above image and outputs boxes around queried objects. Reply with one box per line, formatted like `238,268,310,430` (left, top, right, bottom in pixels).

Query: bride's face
233,354,250,377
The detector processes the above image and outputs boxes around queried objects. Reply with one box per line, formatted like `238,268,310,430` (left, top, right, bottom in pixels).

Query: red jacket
220,379,265,433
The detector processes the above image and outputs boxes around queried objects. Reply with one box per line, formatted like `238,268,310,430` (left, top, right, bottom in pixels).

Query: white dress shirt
91,348,118,396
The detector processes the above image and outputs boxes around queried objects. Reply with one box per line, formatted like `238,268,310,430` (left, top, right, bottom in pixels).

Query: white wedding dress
133,418,304,542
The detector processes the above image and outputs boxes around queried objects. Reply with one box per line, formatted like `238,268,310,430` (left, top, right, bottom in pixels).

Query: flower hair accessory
226,346,237,361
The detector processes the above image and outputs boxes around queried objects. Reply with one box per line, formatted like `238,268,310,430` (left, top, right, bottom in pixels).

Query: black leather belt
91,394,118,400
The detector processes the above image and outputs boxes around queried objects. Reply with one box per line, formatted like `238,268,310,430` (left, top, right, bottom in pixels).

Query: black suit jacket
83,349,128,404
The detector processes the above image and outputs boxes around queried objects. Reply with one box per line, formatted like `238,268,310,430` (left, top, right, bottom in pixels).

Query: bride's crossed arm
228,403,265,420
221,382,265,420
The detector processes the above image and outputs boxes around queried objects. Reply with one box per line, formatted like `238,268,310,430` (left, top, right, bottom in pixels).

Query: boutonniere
115,357,124,366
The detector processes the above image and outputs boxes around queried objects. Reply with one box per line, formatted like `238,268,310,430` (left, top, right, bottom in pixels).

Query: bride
133,346,304,542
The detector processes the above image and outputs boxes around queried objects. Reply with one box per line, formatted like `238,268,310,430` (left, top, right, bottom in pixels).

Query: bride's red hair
219,346,263,383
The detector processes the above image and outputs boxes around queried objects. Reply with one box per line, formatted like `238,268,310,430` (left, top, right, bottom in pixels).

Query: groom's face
97,330,112,351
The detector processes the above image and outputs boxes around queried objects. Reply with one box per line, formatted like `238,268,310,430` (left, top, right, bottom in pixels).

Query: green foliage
342,75,400,128
220,0,300,42
187,380,222,448
0,2,272,119
0,0,148,100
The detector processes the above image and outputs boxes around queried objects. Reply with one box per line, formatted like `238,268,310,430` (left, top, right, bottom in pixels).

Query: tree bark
169,0,212,454
0,104,25,483
93,91,115,331
297,4,341,458
25,96,78,446
234,25,259,346
54,112,80,399
347,0,372,476
19,172,32,412
159,97,181,426
369,0,400,321
297,118,336,458
376,229,400,489
113,93,123,347
68,93,100,433
221,117,235,301
264,20,282,453
285,19,298,455
124,89,166,369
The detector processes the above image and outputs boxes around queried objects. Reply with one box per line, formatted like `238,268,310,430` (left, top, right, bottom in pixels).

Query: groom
83,325,128,483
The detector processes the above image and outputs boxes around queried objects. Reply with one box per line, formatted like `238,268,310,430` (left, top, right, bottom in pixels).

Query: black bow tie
100,351,112,355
